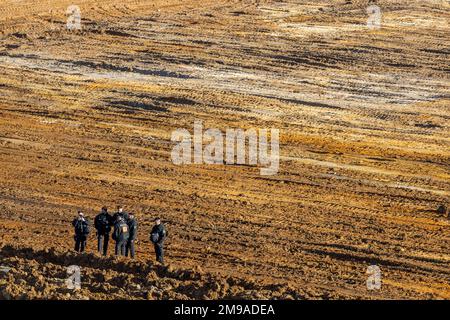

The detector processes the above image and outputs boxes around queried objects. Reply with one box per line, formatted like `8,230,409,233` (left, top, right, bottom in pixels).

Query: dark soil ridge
0,244,309,300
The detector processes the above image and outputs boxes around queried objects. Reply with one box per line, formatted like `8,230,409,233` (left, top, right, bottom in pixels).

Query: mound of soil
0,245,308,300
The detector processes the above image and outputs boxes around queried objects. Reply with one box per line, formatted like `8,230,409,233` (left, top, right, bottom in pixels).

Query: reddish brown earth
0,0,449,299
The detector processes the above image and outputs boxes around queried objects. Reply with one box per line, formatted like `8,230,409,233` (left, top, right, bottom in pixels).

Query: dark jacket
150,224,167,245
113,211,129,222
112,218,129,242
127,218,138,241
72,218,90,237
94,212,113,234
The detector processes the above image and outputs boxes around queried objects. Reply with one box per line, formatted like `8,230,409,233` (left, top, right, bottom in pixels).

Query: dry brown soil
0,0,449,299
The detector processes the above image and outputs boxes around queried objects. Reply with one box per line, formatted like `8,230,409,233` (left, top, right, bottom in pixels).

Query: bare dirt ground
0,0,449,299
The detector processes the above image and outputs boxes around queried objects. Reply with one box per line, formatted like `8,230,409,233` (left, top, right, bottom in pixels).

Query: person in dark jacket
112,216,129,256
125,213,138,258
150,217,167,264
112,205,129,222
94,206,113,256
72,211,90,252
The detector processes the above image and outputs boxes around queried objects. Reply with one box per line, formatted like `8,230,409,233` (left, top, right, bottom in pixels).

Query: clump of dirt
0,0,449,300
0,245,310,300
437,205,448,217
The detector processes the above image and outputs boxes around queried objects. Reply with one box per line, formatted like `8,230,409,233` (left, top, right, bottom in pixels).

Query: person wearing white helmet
72,211,90,252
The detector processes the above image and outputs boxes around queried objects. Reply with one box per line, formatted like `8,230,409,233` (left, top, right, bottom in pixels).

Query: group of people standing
71,206,168,264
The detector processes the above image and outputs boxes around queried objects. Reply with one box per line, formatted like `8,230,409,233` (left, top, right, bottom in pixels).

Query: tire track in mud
0,0,449,299
0,244,311,299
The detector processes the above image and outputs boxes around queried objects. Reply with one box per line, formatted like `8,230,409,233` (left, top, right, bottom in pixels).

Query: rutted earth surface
0,0,449,299
0,245,306,299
